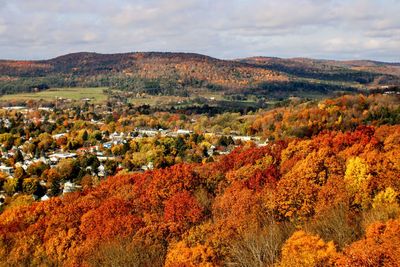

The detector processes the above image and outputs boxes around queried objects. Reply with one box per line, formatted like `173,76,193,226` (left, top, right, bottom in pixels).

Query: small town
0,102,265,206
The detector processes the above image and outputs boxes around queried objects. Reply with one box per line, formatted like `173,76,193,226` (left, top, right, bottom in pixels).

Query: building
136,128,160,137
41,194,50,201
63,181,76,194
177,129,192,135
231,135,252,142
52,133,67,139
98,165,105,177
77,146,99,154
141,161,154,171
49,152,77,163
0,166,14,177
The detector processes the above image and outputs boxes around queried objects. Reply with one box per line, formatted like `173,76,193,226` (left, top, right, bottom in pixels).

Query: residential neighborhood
0,103,265,203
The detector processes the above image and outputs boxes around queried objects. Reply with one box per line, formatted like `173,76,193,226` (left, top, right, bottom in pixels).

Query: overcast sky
0,0,399,61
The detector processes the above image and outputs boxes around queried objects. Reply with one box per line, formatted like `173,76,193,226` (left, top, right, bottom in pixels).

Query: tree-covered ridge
0,94,399,266
1,52,399,96
0,52,285,96
240,57,400,85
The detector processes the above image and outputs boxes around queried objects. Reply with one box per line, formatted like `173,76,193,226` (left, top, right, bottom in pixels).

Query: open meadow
0,87,109,103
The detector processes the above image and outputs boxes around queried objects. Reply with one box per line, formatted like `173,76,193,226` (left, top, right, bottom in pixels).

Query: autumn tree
22,178,42,195
165,240,217,267
344,157,371,209
163,191,204,233
337,219,400,266
279,231,338,267
56,158,78,181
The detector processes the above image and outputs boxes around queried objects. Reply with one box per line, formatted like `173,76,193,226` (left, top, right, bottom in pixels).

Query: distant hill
238,57,400,86
0,52,399,97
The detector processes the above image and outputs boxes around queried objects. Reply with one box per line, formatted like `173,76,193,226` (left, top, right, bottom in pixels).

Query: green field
128,91,224,106
0,87,108,103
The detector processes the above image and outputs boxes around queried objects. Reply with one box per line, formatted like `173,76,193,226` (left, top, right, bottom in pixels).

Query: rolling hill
0,52,399,97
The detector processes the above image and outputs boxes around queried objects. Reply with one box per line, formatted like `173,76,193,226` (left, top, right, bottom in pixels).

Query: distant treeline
0,73,394,101
0,74,216,96
255,62,389,84
241,80,359,99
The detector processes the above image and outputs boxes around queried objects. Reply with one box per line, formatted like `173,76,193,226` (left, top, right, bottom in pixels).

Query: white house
63,181,76,194
52,133,67,139
0,166,14,177
231,136,252,142
98,165,105,177
41,194,50,201
141,161,154,171
49,152,77,163
177,129,192,135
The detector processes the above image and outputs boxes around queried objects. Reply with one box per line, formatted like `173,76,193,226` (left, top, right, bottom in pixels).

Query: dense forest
0,94,399,266
1,52,399,97
239,57,400,84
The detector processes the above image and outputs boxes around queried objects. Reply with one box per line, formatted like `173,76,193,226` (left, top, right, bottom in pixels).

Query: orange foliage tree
280,230,338,267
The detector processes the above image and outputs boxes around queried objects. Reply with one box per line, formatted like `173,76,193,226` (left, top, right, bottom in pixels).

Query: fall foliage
0,94,399,266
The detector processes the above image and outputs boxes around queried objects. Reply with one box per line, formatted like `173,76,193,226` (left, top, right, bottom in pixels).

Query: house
35,157,50,165
207,145,216,157
3,119,11,128
52,133,67,139
63,181,76,194
158,128,169,136
110,132,125,141
98,165,105,177
77,146,99,154
97,156,115,162
136,128,159,137
141,161,154,171
49,152,77,163
41,194,50,201
231,135,252,142
2,106,26,111
103,142,113,149
257,138,269,147
0,166,14,177
177,129,192,135
21,161,32,170
38,107,54,112
383,91,400,95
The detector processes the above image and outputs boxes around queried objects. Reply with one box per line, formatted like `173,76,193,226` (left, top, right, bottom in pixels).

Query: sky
0,0,399,61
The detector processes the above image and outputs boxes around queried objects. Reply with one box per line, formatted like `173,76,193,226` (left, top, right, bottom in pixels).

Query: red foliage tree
163,191,203,233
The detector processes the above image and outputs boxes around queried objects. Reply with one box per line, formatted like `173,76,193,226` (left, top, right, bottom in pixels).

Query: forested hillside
0,95,399,266
239,57,400,85
1,52,399,97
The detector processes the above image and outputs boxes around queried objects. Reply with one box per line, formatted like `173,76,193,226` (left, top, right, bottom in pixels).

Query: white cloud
0,19,6,34
82,32,98,42
0,0,398,61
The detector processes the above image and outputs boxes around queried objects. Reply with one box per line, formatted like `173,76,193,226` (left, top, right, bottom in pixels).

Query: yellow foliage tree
373,187,398,209
344,157,370,209
363,187,400,227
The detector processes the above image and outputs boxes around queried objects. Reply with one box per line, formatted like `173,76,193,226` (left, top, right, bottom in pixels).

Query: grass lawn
0,87,109,103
